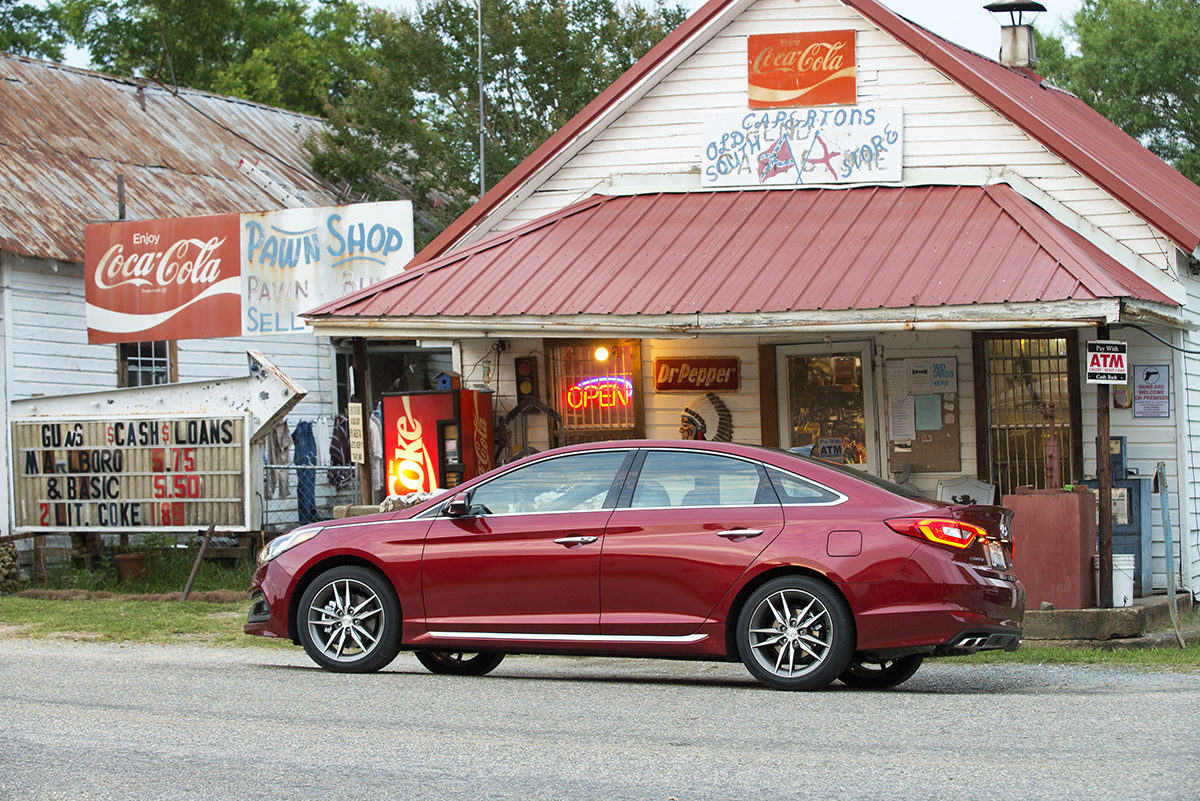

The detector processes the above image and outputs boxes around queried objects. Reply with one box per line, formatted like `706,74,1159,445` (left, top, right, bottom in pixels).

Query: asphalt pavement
1,641,1198,800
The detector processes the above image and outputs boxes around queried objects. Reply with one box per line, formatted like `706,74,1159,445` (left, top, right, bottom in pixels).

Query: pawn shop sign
1086,340,1128,384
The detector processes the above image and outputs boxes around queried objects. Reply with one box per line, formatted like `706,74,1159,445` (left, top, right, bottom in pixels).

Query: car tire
838,655,924,689
297,565,402,673
415,650,506,676
736,575,855,691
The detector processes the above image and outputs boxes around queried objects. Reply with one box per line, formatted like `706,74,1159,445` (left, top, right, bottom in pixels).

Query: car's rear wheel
838,654,924,689
297,565,402,673
736,576,854,691
415,650,506,676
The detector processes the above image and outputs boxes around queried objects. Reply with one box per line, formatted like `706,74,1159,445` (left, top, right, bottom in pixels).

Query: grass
0,548,290,648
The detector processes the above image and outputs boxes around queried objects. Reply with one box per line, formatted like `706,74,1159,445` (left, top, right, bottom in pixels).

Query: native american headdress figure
680,392,734,442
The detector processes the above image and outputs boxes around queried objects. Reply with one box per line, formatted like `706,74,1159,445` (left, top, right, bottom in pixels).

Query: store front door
776,341,879,474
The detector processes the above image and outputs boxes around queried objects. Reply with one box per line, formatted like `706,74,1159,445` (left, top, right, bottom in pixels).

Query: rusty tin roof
0,53,343,263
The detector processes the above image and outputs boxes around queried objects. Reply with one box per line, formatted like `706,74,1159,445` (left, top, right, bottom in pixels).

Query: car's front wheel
838,654,924,689
736,576,855,691
415,650,506,676
297,565,402,673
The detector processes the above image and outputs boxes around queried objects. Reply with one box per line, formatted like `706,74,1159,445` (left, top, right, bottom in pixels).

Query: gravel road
1,641,1197,800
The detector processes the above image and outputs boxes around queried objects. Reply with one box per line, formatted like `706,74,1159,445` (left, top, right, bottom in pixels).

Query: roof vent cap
985,1,1046,68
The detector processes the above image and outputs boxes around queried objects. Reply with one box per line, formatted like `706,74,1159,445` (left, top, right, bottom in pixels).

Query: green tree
1036,0,1200,184
308,0,688,248
2,0,68,59
53,0,371,115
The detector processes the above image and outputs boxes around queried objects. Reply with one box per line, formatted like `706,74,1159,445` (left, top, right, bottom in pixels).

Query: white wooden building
309,0,1200,600
0,54,357,554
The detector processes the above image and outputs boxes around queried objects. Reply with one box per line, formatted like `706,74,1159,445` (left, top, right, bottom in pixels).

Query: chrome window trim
416,448,635,519
765,467,849,508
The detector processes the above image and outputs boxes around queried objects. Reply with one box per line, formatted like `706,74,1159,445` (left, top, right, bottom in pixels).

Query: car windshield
763,447,932,501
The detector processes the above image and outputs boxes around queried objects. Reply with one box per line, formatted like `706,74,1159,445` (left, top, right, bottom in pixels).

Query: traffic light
514,356,539,403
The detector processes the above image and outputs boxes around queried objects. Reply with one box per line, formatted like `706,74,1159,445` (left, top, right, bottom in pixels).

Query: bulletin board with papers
885,358,960,474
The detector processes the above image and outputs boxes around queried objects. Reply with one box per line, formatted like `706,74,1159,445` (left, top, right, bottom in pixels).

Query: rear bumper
844,543,1025,656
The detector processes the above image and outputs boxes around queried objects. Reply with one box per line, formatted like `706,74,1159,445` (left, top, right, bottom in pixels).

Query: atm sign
1086,341,1128,384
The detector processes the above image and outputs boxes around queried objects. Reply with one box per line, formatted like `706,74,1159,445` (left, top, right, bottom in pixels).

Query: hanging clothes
328,415,354,488
265,421,293,498
294,420,318,525
369,413,383,493
313,416,332,467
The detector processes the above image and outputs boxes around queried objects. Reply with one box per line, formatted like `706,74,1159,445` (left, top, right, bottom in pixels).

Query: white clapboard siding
642,337,762,443
1081,328,1187,592
488,0,1177,278
6,258,116,397
1179,281,1200,591
177,333,335,425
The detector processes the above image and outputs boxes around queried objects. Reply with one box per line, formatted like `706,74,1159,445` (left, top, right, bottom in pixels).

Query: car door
422,449,631,636
599,449,784,637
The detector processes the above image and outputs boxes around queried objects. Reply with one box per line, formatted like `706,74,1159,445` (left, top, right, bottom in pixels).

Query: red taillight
886,517,986,549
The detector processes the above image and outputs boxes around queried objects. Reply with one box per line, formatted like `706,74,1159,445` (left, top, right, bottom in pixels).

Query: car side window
766,467,843,505
631,451,769,508
468,451,628,515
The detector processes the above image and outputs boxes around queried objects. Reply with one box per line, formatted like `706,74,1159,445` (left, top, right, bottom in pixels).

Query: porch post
1096,323,1113,608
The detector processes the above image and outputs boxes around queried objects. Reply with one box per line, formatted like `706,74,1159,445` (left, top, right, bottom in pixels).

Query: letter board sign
11,415,250,532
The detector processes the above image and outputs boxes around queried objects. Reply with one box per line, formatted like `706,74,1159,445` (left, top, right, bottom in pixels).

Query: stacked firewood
0,542,20,595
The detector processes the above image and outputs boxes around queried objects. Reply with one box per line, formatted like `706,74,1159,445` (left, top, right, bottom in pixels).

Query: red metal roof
408,0,1200,269
308,185,1174,324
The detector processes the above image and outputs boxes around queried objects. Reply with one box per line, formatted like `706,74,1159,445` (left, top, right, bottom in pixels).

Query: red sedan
245,440,1024,691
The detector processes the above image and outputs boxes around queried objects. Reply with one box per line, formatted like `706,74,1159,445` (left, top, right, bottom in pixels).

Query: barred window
973,332,1082,495
548,340,643,446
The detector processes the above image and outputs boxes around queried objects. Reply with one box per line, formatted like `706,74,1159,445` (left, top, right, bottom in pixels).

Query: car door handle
553,536,599,548
717,529,764,540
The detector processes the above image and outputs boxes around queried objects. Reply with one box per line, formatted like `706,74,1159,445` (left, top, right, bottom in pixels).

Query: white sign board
241,201,413,335
1086,341,1128,384
1133,364,1170,418
702,106,903,188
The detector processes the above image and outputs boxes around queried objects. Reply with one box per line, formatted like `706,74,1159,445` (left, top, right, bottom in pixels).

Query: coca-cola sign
747,30,856,109
85,215,242,343
85,201,413,343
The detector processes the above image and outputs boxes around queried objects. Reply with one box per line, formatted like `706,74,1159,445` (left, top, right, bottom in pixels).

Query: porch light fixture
594,345,611,362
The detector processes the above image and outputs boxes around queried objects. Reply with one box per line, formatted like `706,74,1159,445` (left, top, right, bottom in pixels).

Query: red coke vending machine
381,380,494,495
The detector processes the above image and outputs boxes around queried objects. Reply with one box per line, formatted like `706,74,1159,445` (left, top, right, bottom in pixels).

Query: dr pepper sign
1086,340,1128,384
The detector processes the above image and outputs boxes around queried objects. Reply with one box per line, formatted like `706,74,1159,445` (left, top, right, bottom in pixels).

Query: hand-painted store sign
747,30,856,109
11,415,249,532
85,201,413,343
653,358,741,392
703,106,902,187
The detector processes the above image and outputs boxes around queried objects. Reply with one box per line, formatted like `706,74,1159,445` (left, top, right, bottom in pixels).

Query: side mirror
444,491,471,518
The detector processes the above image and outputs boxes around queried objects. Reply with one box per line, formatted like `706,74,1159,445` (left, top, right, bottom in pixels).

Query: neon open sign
566,377,633,410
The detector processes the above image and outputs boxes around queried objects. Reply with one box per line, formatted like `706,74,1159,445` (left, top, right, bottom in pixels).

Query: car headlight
259,527,323,564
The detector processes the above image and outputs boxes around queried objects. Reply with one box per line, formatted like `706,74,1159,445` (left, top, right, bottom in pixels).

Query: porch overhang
305,186,1182,341
307,298,1161,340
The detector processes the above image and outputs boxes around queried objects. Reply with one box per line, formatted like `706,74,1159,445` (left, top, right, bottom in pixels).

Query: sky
874,0,1082,56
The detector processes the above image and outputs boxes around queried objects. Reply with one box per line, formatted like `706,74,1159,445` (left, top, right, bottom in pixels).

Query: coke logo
93,236,226,291
752,41,847,77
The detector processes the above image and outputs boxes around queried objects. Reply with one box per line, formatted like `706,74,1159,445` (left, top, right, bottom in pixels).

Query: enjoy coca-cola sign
747,30,856,109
85,214,242,343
